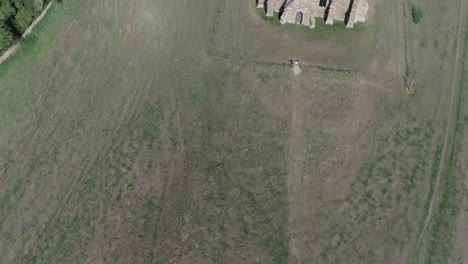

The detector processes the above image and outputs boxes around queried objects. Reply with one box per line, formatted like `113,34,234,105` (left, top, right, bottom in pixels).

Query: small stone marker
291,60,302,75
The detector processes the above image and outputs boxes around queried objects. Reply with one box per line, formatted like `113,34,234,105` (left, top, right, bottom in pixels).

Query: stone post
346,0,361,28
266,0,276,16
266,0,284,16
304,11,315,28
274,0,282,13
310,15,316,28
346,12,356,28
325,3,335,25
257,0,266,9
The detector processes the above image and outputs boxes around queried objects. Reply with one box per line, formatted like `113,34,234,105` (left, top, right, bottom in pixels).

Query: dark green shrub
0,23,14,51
411,5,422,24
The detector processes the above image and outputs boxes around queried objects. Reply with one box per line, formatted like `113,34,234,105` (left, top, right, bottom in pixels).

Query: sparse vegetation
258,72,269,83
417,144,442,235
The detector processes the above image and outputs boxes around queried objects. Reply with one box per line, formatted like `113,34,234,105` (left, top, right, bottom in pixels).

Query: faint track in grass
0,7,89,183
21,59,153,263
285,69,306,263
413,0,467,258
18,1,160,260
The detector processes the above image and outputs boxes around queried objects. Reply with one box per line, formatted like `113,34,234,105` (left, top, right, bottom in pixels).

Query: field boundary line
414,0,467,256
0,1,54,65
209,54,405,97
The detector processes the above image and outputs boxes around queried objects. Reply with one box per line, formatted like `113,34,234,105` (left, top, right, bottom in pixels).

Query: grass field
0,0,466,263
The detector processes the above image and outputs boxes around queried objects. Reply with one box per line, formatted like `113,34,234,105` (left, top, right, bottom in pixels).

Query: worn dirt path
0,1,53,65
414,0,467,257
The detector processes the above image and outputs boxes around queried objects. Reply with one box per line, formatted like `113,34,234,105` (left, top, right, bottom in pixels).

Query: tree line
0,0,48,52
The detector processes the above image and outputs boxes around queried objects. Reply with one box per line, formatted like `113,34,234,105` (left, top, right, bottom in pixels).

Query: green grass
140,104,162,145
307,64,355,73
411,5,423,24
84,178,96,189
257,72,270,83
425,149,459,262
416,144,442,235
190,93,201,108
255,9,281,23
